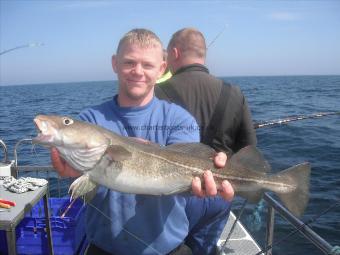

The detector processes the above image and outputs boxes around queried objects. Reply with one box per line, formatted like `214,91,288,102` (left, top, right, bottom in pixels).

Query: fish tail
274,162,311,217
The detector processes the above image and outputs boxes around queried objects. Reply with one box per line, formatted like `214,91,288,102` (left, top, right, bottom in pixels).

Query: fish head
33,115,108,148
33,115,110,171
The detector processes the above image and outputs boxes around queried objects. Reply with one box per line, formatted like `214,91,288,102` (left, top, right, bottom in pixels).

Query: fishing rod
0,42,44,56
254,111,340,129
207,24,228,49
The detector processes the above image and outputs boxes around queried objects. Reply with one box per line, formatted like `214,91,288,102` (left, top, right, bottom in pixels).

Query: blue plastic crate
0,197,87,255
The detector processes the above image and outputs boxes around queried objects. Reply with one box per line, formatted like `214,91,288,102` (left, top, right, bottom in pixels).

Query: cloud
268,12,301,21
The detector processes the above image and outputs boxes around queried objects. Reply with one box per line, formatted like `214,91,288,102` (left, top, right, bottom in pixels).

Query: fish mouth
32,117,55,145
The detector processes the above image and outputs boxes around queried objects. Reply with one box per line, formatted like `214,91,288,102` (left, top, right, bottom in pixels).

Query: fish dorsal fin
165,143,216,159
105,145,132,161
229,145,271,173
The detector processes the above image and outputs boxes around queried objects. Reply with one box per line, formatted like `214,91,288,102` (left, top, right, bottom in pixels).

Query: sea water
1,75,339,254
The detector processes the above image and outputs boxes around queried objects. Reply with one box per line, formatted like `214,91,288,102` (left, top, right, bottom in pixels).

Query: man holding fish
50,28,234,255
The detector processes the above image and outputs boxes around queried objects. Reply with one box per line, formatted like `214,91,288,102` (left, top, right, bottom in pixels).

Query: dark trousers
85,244,112,255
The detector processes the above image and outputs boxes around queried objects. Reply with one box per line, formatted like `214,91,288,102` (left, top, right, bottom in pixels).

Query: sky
0,0,340,86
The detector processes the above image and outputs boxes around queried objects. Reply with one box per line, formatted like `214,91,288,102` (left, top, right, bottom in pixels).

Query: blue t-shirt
79,96,199,255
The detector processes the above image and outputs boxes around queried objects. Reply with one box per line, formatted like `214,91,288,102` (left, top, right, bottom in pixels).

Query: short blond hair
116,28,163,54
168,28,206,59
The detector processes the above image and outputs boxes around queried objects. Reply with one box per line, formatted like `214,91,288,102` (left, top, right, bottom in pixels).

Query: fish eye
62,117,74,126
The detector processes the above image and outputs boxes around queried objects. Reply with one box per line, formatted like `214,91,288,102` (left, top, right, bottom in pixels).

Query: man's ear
158,61,167,78
172,47,180,59
111,55,117,73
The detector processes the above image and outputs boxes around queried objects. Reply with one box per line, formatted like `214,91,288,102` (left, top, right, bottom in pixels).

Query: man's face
113,42,165,104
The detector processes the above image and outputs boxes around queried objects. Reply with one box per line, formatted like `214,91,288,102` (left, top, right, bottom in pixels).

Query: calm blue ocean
0,75,339,254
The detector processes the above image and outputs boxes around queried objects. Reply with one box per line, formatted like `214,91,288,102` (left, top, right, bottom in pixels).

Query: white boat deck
172,211,262,255
217,211,262,255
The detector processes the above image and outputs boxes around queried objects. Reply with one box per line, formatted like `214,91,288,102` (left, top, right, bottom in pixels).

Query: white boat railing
262,193,337,255
0,139,9,163
10,138,73,197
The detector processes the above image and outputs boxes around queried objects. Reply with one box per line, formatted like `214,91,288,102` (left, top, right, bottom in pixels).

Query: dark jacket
155,64,257,155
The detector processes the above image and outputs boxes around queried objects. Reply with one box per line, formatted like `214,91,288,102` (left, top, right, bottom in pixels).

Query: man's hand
191,152,234,201
51,148,81,177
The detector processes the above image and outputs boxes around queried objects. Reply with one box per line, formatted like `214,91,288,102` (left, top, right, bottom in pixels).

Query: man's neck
172,58,205,73
117,93,154,107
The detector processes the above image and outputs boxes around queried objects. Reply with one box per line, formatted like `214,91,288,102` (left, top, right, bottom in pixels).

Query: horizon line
1,73,340,87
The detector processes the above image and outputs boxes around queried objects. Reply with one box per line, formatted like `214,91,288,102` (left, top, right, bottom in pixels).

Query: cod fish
33,115,311,217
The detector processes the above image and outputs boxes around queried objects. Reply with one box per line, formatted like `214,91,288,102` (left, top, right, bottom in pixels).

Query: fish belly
89,157,193,195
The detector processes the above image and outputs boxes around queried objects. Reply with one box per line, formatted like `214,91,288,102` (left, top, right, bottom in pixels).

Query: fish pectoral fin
127,137,161,148
105,145,132,161
69,174,97,201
